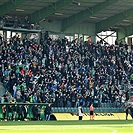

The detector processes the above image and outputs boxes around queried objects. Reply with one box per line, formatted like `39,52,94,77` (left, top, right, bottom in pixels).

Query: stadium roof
0,0,133,33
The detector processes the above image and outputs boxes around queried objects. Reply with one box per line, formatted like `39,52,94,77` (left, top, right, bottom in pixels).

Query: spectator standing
2,105,7,121
45,104,52,121
13,83,17,98
23,105,28,121
37,106,41,120
12,104,18,121
8,105,13,120
32,105,38,120
17,105,23,121
0,34,2,45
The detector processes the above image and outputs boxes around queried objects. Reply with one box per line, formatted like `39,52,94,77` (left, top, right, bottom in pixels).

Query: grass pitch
0,120,133,133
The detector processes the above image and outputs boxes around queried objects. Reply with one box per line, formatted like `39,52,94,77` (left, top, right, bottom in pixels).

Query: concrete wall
40,20,96,42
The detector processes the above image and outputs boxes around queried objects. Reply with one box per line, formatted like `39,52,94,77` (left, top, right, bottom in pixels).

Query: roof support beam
96,8,133,33
96,35,108,44
62,0,119,31
0,0,26,17
96,31,115,44
29,0,73,23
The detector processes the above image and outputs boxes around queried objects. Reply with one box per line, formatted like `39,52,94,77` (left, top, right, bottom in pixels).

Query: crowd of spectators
0,15,35,29
0,32,133,108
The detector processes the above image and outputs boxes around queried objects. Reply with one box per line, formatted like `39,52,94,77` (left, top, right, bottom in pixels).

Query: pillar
117,30,126,42
58,33,65,39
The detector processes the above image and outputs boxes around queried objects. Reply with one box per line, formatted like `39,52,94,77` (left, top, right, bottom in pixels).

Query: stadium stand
0,32,132,109
0,1,133,121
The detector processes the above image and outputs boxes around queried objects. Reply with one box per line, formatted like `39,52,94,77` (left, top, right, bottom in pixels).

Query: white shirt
78,107,83,116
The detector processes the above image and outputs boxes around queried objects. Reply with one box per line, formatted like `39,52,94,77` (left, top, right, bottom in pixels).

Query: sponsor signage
53,113,132,120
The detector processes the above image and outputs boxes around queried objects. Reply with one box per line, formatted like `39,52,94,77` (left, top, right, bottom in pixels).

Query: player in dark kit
124,104,131,120
130,105,133,119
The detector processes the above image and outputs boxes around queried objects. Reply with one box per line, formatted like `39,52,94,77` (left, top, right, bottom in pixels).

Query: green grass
0,120,133,133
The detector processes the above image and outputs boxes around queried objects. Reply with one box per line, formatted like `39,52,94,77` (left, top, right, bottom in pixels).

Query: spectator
12,104,18,121
17,105,23,121
37,106,41,120
45,104,52,121
23,105,28,121
8,105,13,120
13,83,17,98
0,34,2,45
2,105,7,121
32,105,38,120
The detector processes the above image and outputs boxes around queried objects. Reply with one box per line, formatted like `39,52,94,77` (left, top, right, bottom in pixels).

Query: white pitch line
112,130,117,133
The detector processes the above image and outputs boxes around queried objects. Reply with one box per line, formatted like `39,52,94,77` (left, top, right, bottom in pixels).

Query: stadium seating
51,107,124,113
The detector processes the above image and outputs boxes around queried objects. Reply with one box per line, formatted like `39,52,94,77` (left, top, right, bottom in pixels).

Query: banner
53,113,132,120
